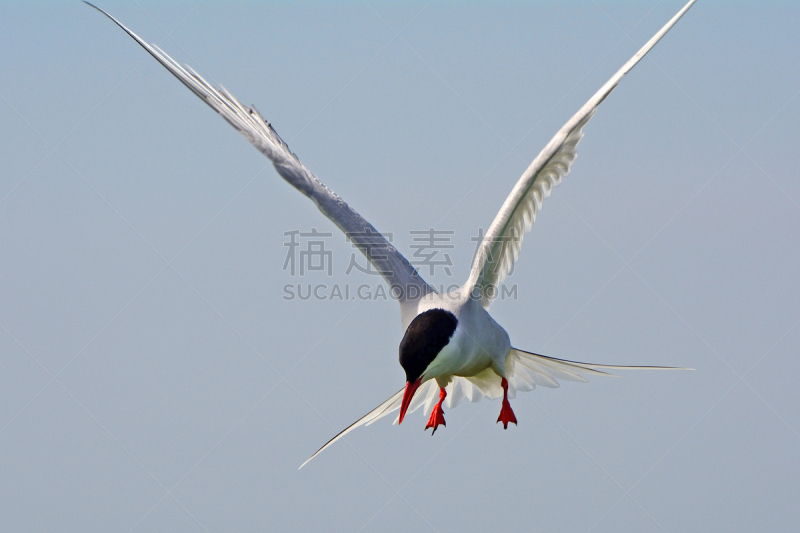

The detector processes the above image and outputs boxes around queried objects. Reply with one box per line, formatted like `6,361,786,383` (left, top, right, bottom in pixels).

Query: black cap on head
399,309,458,383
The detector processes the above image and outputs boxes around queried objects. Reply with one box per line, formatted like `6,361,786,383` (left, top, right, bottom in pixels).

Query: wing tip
83,2,114,22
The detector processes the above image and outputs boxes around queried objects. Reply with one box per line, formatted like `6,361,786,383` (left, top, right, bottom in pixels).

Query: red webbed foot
497,377,517,429
425,387,447,435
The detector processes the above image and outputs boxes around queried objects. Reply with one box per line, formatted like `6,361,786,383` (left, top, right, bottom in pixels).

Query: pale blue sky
1,1,799,531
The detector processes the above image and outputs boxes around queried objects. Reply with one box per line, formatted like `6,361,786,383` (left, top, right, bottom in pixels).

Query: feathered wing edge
85,2,434,302
466,0,698,307
300,349,691,468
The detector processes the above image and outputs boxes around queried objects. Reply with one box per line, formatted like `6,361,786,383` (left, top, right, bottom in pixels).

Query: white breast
412,291,511,381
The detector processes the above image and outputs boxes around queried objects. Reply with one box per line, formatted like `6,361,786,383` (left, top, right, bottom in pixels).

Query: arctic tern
85,0,696,469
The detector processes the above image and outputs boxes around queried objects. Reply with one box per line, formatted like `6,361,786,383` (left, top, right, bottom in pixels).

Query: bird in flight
86,0,696,469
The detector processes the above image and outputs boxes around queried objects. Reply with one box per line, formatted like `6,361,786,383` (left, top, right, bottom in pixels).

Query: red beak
398,378,422,424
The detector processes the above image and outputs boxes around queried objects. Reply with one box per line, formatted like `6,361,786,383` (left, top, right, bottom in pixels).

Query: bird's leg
497,377,517,429
425,387,447,435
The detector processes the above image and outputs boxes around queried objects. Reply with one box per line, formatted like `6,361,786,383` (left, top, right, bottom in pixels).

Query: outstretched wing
86,2,434,303
465,0,697,307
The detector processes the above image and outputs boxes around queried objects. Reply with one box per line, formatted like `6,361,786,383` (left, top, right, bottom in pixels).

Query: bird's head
397,308,458,423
